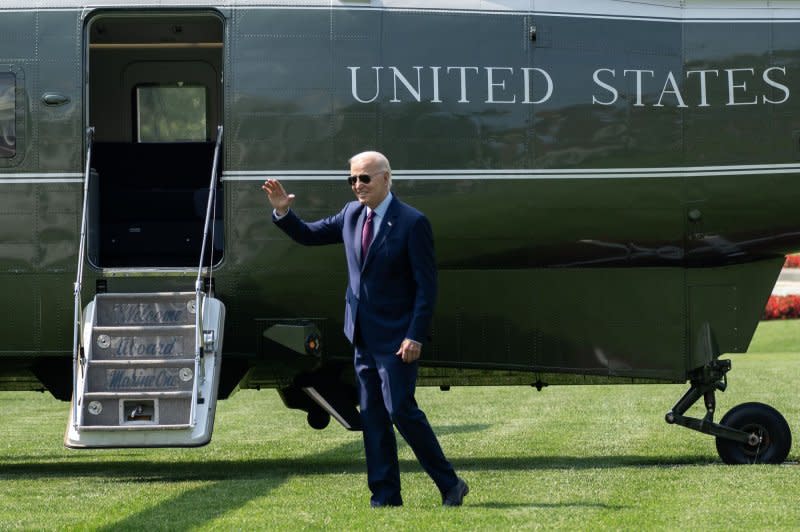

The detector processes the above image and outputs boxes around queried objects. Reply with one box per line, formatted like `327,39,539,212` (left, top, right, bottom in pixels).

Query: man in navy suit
262,151,468,507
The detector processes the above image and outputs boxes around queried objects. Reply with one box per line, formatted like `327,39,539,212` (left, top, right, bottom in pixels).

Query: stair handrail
192,125,223,426
72,126,95,430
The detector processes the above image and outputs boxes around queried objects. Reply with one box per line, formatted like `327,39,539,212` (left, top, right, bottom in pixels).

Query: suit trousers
354,345,458,505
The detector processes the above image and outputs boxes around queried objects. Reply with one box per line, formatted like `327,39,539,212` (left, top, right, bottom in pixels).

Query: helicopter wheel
715,402,791,464
307,408,331,430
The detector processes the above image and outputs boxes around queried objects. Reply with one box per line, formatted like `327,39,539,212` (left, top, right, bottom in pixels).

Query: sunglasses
347,174,372,186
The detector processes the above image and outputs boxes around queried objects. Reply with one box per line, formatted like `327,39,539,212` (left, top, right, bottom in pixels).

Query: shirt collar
368,191,393,220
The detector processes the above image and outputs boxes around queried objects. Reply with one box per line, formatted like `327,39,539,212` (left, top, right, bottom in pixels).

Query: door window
135,84,207,142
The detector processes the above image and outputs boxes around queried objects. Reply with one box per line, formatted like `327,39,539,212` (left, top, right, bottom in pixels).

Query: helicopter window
0,72,15,158
135,83,207,142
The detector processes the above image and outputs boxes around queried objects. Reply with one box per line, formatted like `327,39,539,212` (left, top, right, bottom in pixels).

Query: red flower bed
763,295,800,320
785,255,800,268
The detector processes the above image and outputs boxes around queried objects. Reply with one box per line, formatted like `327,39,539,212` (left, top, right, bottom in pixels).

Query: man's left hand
396,339,422,363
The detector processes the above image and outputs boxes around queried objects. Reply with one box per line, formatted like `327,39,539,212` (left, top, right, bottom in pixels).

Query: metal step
94,292,196,326
80,395,193,428
79,424,193,432
88,358,197,367
85,364,196,394
83,391,193,399
91,325,196,360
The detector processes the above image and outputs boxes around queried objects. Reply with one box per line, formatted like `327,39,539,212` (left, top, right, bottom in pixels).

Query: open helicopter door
65,10,226,447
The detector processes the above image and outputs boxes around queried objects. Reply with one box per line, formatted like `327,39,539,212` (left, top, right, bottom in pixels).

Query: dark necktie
361,210,375,261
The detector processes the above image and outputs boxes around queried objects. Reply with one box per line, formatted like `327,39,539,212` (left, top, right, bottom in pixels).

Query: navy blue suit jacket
273,196,437,354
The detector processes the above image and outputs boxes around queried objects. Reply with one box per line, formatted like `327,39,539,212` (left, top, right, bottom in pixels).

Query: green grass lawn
1,320,799,530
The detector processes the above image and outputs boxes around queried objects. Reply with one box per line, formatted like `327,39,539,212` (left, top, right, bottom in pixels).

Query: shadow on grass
453,454,719,470
0,450,717,529
0,453,696,528
96,477,288,531
473,501,626,510
0,453,717,480
0,416,715,530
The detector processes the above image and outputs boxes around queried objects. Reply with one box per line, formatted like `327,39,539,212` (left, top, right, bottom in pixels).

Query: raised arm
263,179,346,246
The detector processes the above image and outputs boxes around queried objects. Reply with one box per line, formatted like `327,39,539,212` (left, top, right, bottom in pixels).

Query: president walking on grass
262,151,468,507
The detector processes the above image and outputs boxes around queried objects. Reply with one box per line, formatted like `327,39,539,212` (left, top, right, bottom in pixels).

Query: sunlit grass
1,321,798,530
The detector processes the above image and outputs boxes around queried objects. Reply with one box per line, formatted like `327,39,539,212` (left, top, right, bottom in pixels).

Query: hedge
763,295,800,320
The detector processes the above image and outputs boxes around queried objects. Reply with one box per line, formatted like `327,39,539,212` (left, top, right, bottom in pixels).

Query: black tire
715,402,792,464
307,408,331,430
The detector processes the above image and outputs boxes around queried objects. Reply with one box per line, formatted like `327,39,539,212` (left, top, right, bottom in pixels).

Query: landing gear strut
665,359,792,464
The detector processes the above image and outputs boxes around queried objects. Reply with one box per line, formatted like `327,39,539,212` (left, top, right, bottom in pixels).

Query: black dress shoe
442,477,469,506
370,500,402,508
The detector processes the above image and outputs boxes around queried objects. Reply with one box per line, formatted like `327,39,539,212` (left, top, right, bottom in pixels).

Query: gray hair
349,151,392,176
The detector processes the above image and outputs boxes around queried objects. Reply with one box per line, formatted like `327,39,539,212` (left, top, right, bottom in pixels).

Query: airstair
66,127,225,448
65,292,224,447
